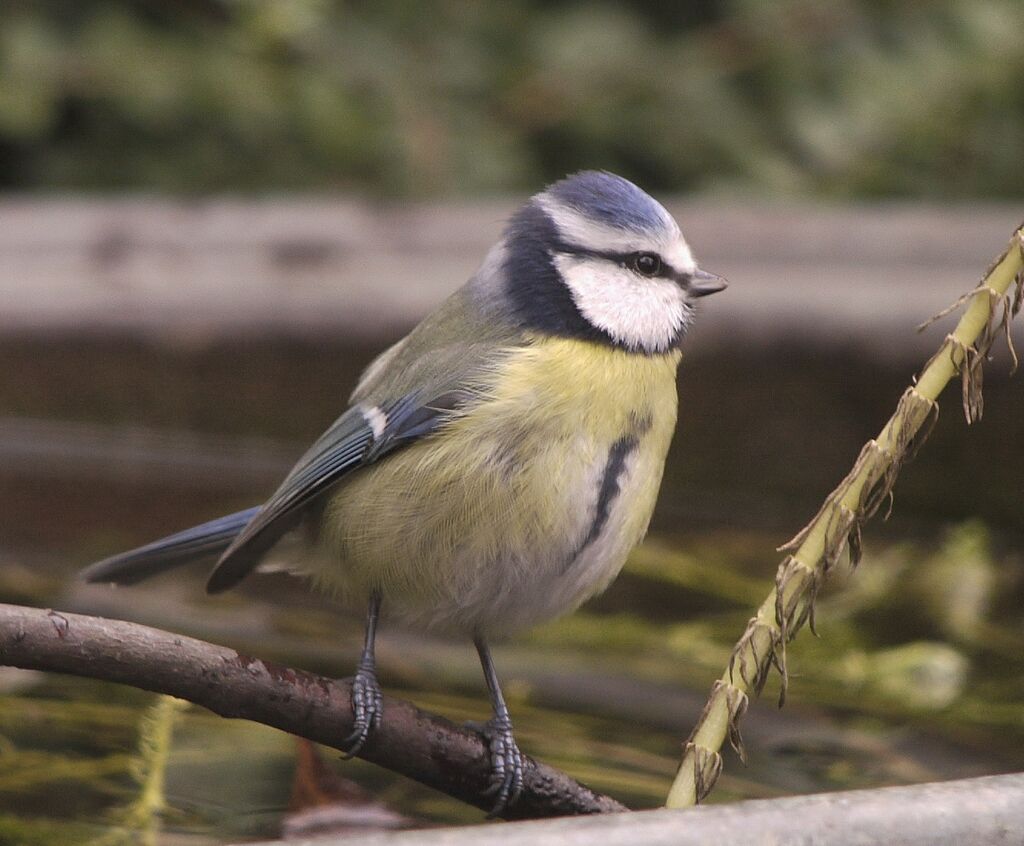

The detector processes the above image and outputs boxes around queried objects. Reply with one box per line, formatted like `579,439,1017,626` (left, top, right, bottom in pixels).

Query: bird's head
492,170,726,354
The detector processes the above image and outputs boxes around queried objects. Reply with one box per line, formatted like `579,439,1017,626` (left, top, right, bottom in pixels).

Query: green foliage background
1,0,1022,197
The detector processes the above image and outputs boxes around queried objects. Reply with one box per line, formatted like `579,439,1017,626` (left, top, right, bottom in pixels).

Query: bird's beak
687,268,728,298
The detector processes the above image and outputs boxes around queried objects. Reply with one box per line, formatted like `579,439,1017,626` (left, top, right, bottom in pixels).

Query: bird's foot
479,715,525,817
340,663,383,758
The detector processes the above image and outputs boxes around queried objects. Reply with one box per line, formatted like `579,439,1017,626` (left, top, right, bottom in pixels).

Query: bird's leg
474,636,525,816
340,591,383,758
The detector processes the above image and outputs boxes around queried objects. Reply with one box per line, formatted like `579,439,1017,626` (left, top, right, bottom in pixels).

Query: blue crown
545,170,672,236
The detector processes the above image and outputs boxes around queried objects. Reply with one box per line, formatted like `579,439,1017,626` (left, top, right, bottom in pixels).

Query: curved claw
340,666,383,759
481,716,525,817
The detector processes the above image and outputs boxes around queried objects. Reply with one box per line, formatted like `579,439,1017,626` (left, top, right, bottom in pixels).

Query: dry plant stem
666,226,1024,809
132,696,189,846
94,695,190,846
0,603,624,820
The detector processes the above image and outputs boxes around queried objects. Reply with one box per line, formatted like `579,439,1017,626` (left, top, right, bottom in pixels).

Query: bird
83,170,727,814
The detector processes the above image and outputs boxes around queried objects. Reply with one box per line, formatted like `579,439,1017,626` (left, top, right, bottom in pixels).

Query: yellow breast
490,336,681,440
317,337,681,636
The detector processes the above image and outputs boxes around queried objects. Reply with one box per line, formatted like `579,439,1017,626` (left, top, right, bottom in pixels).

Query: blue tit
83,170,726,813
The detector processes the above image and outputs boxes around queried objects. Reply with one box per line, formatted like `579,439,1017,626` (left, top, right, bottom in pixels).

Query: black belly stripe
573,434,640,559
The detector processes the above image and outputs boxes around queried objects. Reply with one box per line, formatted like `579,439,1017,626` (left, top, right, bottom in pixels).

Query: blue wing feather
206,393,463,593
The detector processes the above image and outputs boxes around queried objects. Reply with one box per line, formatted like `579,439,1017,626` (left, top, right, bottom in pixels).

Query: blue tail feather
83,507,260,586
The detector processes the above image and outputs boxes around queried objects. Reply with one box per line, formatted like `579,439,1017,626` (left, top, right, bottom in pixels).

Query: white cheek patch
552,254,693,353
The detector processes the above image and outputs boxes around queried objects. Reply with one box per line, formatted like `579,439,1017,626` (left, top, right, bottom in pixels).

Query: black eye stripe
553,242,676,279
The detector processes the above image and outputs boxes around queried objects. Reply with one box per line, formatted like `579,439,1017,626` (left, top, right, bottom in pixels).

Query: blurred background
1,1,1023,843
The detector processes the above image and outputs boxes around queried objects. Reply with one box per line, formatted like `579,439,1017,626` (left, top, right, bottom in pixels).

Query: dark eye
629,252,662,277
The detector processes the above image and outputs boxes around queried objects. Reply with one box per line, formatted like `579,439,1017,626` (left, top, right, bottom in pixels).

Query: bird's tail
82,507,260,586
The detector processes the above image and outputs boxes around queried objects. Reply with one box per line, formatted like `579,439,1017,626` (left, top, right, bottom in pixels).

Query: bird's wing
82,389,465,591
83,284,523,593
205,388,467,593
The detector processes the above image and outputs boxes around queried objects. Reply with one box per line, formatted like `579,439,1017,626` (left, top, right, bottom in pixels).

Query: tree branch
0,602,625,820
